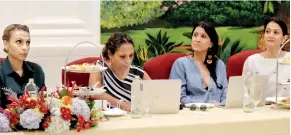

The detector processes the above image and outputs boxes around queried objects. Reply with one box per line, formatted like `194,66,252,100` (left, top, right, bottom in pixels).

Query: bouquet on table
0,82,104,134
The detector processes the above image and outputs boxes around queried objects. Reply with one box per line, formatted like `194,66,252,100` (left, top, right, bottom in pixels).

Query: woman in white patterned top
243,17,289,97
89,32,151,111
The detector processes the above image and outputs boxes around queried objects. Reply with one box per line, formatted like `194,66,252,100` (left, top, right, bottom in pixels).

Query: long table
1,106,289,135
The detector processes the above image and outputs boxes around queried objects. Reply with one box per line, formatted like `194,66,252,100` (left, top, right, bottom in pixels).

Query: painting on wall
101,1,290,67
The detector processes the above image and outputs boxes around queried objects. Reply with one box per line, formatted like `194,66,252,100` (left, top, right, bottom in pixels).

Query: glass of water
243,75,263,112
142,96,157,118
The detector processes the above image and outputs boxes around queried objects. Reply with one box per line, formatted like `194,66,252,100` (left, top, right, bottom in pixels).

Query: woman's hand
120,102,131,112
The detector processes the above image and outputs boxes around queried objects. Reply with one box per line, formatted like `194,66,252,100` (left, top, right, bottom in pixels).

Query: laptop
140,80,181,114
225,75,269,108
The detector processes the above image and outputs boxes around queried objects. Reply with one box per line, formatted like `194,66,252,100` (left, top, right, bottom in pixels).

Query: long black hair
191,21,222,89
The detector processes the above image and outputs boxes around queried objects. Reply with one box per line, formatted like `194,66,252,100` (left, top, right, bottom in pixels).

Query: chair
0,58,4,62
143,53,186,79
226,49,262,80
61,57,101,87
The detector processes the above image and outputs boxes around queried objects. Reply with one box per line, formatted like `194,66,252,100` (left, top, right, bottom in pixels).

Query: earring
109,58,112,63
206,55,213,64
108,58,112,66
206,47,212,64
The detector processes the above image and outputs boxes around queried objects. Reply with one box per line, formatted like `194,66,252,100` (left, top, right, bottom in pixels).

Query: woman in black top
0,24,45,109
89,32,151,111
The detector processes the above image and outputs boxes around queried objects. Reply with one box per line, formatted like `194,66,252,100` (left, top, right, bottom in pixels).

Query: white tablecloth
2,106,289,135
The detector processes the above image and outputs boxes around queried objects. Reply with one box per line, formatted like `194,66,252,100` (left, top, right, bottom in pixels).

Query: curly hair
102,32,134,60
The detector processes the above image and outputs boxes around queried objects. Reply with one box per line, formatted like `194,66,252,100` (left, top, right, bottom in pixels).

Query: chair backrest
143,53,186,79
0,58,4,62
61,57,101,87
226,49,262,80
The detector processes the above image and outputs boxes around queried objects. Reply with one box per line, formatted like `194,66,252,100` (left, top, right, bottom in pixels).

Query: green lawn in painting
101,26,263,51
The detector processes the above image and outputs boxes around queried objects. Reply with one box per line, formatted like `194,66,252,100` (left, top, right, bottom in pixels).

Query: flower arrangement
0,82,104,134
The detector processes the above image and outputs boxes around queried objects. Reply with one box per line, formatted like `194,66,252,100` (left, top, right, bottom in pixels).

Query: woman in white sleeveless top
243,17,289,98
89,33,151,111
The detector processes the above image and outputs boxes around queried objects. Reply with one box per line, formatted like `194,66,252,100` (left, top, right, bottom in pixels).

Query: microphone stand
275,39,290,104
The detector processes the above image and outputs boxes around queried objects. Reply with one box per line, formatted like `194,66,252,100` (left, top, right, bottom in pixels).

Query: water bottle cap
29,78,34,83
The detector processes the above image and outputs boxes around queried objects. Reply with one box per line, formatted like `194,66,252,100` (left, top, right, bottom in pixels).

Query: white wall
0,1,102,89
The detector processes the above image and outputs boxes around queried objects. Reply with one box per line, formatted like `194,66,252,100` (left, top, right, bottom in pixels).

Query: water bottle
130,76,143,119
25,78,39,98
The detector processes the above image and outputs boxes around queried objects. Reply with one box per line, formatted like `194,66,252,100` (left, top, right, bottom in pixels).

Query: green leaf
162,37,170,47
165,42,175,51
160,46,166,54
222,37,230,51
145,39,152,46
230,40,241,56
85,99,95,110
268,2,274,13
221,46,231,64
170,48,190,53
146,33,158,44
60,88,72,98
168,44,182,52
162,32,167,42
157,30,162,44
183,32,192,39
149,44,159,57
264,2,268,13
168,42,183,52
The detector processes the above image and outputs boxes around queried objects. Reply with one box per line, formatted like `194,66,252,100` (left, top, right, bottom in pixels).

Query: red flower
84,123,90,129
38,103,48,114
11,114,19,125
77,115,85,124
77,115,85,132
7,97,21,109
77,127,83,132
56,90,61,97
60,107,71,121
19,96,37,109
5,111,19,128
70,81,76,93
38,86,46,103
42,122,49,129
42,116,51,129
25,90,31,97
76,115,95,132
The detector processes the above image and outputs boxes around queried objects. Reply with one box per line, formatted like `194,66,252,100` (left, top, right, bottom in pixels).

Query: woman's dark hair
102,32,134,60
264,17,288,36
191,21,222,89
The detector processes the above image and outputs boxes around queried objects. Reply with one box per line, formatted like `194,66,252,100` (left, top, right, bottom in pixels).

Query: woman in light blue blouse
170,21,227,105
